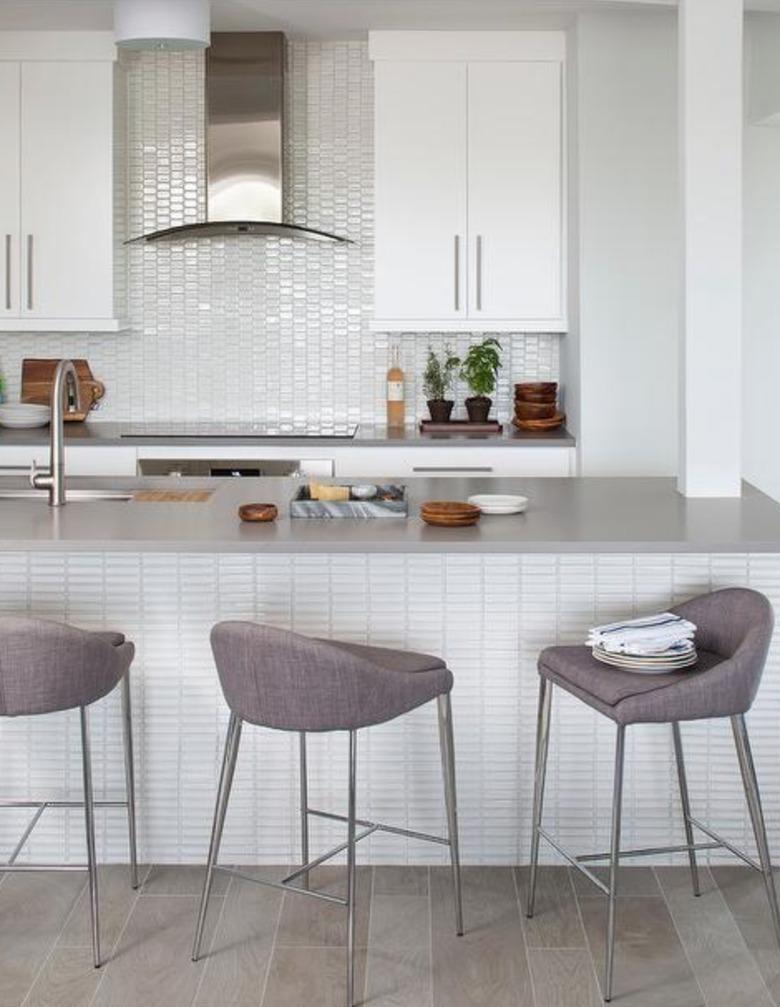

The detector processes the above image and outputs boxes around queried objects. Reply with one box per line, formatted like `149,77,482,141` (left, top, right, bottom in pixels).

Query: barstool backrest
0,617,132,717
671,587,774,713
211,621,446,732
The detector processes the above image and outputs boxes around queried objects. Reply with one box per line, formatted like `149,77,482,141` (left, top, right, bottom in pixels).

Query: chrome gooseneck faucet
30,359,82,506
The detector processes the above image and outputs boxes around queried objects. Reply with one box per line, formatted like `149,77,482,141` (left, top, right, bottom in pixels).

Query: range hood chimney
128,32,350,245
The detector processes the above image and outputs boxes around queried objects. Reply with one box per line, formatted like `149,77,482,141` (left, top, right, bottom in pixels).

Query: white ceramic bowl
467,493,528,515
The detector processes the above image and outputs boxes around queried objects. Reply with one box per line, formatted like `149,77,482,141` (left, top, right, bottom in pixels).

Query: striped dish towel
587,612,697,656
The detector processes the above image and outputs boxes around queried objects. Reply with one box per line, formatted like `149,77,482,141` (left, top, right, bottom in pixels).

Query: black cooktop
120,423,358,440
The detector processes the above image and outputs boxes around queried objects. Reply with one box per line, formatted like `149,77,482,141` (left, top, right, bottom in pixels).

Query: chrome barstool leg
192,713,243,961
437,693,464,936
121,671,139,890
732,714,780,946
346,730,358,1007
300,732,309,890
80,706,101,969
672,722,700,897
526,678,552,918
604,724,626,1003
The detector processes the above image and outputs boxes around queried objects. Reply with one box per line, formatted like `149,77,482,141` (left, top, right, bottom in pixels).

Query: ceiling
2,0,780,38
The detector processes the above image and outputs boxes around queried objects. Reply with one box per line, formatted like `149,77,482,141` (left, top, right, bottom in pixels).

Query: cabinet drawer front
0,445,136,477
334,447,573,478
374,61,468,321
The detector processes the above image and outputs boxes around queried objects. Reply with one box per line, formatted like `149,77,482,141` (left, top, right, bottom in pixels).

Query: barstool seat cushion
538,588,774,725
0,618,134,717
211,622,453,732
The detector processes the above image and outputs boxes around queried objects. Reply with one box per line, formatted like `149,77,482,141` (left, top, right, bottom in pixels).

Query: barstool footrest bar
281,825,379,886
687,817,763,872
215,866,348,907
306,807,450,847
1,863,89,872
536,828,610,896
577,841,721,863
2,799,131,868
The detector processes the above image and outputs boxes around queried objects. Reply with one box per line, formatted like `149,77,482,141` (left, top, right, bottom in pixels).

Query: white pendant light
114,0,210,51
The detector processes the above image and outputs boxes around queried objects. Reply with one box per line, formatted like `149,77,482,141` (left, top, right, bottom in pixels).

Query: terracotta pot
514,400,557,420
427,399,454,423
465,396,492,423
515,390,557,404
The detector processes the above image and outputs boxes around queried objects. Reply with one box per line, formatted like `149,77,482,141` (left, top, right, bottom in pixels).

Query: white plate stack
0,402,51,429
588,612,698,673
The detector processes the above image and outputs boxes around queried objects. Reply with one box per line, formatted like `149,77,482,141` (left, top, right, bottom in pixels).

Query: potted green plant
423,345,460,423
459,337,502,423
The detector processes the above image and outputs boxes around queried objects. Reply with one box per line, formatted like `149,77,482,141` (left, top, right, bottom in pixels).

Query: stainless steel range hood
127,32,350,245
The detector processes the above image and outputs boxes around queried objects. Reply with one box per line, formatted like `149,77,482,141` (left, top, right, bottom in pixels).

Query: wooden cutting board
132,490,214,503
21,358,105,421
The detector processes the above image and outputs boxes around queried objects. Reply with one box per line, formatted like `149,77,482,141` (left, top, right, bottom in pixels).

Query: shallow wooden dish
514,401,557,420
513,412,565,431
239,503,278,523
421,501,481,527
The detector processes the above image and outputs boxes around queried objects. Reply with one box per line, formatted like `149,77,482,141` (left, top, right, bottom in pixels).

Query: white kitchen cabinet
370,31,566,333
0,445,137,477
0,32,124,332
333,447,575,479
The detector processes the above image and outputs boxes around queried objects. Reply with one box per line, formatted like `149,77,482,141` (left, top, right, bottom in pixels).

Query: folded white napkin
588,612,697,656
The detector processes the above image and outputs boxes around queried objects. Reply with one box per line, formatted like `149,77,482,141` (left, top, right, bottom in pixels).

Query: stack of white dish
0,402,51,429
588,612,698,673
467,493,528,515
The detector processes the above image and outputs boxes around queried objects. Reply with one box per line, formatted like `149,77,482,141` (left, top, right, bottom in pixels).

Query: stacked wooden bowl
420,501,481,528
513,382,564,431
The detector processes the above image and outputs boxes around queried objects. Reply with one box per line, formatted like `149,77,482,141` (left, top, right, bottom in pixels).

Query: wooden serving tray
21,358,105,421
133,490,214,503
419,420,503,435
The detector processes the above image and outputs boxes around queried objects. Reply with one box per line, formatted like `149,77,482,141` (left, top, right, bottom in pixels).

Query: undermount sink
0,489,132,502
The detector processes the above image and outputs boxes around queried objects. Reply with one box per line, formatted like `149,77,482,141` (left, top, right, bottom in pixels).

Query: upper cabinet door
0,62,20,317
374,61,468,323
20,60,114,322
467,61,563,326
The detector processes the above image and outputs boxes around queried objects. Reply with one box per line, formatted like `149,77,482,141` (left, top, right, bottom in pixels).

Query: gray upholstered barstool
0,617,138,968
192,622,464,1007
526,588,780,1002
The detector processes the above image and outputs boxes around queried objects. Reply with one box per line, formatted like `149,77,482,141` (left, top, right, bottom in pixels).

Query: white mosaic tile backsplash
0,42,559,424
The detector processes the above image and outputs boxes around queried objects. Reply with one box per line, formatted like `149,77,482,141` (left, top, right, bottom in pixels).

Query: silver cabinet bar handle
476,234,483,310
454,235,461,311
26,234,33,310
4,235,10,311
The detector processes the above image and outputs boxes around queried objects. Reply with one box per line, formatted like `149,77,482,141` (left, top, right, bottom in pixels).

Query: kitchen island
0,474,778,870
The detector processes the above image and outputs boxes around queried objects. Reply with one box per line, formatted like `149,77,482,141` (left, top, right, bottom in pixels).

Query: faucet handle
29,458,47,488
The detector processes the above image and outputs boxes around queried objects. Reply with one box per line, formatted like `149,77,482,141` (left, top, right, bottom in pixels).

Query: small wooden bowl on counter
420,501,481,528
238,503,278,523
515,382,557,397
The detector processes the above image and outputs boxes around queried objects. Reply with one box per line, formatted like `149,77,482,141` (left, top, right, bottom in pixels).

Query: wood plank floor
2,865,779,1006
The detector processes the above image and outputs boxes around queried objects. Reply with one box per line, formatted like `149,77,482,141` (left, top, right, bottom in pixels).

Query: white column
678,0,743,497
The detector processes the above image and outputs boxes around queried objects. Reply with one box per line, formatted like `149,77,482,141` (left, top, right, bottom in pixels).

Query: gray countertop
0,421,575,449
0,475,778,554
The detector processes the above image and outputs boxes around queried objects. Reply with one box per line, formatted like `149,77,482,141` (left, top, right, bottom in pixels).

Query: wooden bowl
514,390,557,404
515,382,557,397
421,501,481,527
514,400,557,420
239,503,278,523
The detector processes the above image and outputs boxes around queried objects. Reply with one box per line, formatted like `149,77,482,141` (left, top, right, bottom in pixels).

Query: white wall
573,10,679,476
743,14,780,502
